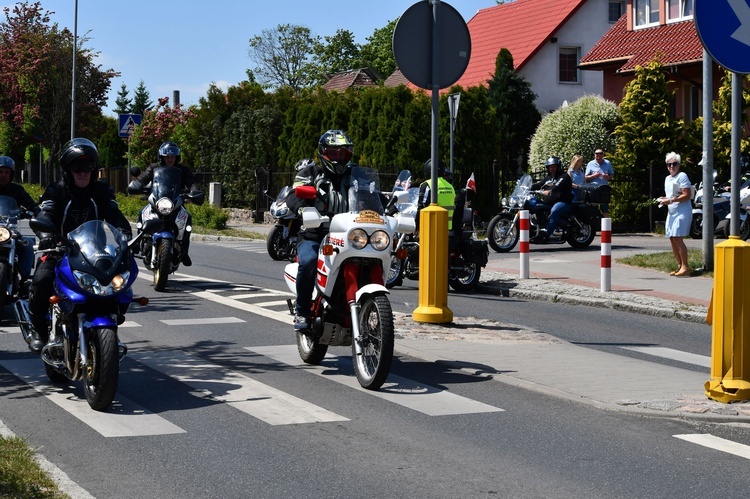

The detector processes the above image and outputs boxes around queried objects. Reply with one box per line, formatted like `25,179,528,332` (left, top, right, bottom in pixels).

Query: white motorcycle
283,167,415,390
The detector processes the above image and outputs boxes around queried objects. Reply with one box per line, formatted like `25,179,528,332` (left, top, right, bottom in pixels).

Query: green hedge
115,193,228,230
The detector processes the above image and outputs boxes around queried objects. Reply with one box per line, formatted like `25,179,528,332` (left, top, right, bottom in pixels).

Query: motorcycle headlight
501,197,508,207
349,229,368,249
369,230,390,251
275,207,288,217
0,227,10,243
74,270,130,296
156,197,174,215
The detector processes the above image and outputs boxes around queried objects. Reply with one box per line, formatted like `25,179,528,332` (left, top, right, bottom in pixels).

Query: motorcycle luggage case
463,239,489,267
579,184,611,204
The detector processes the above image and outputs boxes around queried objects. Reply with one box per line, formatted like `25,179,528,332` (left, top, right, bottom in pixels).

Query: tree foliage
488,48,540,181
613,58,686,228
127,97,196,167
311,29,364,85
529,95,619,172
360,20,398,80
248,24,319,93
113,83,132,115
711,69,750,178
0,1,115,173
131,80,152,115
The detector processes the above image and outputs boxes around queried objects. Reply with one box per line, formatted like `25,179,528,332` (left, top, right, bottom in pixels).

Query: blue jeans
547,202,573,234
295,239,320,317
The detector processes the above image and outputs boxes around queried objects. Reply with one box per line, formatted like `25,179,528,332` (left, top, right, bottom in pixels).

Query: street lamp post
70,0,78,140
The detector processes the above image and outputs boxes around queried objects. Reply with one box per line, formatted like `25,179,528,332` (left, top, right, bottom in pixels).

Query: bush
115,193,145,219
19,183,43,203
528,95,620,174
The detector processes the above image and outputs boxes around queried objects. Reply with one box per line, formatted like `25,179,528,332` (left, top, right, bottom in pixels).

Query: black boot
28,319,48,354
181,235,192,266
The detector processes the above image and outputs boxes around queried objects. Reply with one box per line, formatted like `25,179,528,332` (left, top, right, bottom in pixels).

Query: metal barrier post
600,218,611,292
519,210,529,279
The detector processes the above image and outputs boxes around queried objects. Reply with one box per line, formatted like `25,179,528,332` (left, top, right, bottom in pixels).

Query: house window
609,1,626,23
559,47,580,83
687,85,702,122
635,0,660,27
667,0,693,21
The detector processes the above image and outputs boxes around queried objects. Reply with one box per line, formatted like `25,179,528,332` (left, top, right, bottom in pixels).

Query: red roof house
322,68,380,92
579,0,712,120
402,0,618,113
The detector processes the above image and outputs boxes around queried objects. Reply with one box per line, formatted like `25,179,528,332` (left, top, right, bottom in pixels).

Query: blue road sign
696,0,750,74
118,113,142,138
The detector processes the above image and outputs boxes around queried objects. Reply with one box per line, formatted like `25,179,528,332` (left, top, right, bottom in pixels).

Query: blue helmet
0,156,15,172
158,141,181,165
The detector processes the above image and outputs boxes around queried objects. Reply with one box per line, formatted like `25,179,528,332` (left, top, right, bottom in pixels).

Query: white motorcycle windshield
348,166,384,215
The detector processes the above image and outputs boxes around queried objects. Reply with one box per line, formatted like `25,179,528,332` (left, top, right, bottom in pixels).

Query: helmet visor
69,159,96,173
323,146,353,164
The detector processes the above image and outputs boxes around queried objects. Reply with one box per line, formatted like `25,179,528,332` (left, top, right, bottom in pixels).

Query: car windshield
348,166,384,215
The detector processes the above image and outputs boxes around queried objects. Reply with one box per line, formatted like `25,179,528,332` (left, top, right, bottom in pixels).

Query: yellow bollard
705,236,750,403
413,204,453,323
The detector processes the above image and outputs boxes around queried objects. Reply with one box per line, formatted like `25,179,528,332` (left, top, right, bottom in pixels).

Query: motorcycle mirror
29,217,57,235
129,166,142,177
295,185,317,200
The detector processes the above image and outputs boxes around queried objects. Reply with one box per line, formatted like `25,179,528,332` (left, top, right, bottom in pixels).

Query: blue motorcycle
25,217,157,411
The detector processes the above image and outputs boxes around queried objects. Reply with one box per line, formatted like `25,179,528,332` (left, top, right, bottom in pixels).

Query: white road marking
0,359,186,437
131,351,348,425
120,321,141,328
247,345,504,416
232,292,295,300
0,326,19,335
675,434,750,460
621,346,711,368
253,300,291,308
160,317,245,326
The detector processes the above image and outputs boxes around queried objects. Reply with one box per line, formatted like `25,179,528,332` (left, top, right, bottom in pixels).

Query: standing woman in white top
658,152,692,277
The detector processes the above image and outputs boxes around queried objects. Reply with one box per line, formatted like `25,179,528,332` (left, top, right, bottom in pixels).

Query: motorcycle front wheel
487,214,519,252
449,258,481,292
153,239,171,291
0,261,8,311
267,225,286,261
83,328,119,411
353,295,394,390
385,253,403,289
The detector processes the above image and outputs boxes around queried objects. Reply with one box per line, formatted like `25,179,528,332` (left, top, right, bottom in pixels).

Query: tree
311,29,364,85
487,49,540,187
711,69,750,178
113,83,131,115
360,20,398,81
0,1,116,175
613,57,684,229
128,96,196,167
131,80,152,115
529,95,619,171
248,24,319,93
97,115,127,168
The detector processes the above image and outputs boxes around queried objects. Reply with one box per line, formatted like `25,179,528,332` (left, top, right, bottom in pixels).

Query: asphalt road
1,236,749,498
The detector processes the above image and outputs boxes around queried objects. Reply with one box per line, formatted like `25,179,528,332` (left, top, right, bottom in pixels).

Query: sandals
674,268,691,277
668,270,677,276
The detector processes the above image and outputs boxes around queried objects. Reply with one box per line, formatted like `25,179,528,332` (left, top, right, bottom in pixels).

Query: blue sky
37,0,494,116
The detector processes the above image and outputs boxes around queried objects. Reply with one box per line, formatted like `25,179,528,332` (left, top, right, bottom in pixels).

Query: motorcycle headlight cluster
73,270,130,296
348,229,390,251
0,226,10,243
273,206,289,217
155,197,174,215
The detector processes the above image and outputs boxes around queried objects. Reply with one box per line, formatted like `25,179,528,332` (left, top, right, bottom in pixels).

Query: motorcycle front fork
343,263,383,357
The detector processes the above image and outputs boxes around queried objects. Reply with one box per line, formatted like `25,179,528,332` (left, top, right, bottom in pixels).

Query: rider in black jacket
27,138,132,353
130,141,198,266
531,156,574,241
0,156,40,279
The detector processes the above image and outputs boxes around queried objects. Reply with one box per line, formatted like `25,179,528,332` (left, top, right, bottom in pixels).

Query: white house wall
520,0,612,113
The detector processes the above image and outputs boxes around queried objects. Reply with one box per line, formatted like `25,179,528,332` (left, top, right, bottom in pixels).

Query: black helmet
424,158,447,178
158,141,181,165
318,130,353,176
60,138,99,172
0,156,15,172
545,156,562,171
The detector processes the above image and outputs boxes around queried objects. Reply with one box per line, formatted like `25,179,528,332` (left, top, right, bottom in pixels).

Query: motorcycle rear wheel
689,213,703,239
353,295,394,390
566,220,596,248
267,225,285,261
153,239,171,291
449,258,481,292
487,214,518,252
296,330,328,365
83,328,119,411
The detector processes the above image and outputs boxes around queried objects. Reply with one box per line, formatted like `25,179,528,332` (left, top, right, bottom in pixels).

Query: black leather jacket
0,182,40,215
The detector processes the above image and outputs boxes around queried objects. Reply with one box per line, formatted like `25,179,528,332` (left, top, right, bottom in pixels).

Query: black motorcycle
387,185,488,292
0,196,34,312
487,174,605,252
128,167,204,291
266,185,301,261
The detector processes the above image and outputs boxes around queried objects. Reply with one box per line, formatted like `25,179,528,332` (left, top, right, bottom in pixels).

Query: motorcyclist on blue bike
532,156,574,242
27,138,131,353
286,130,356,332
129,141,199,266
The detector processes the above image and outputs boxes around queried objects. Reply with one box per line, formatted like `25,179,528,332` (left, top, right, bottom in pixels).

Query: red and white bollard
600,217,612,292
519,210,529,279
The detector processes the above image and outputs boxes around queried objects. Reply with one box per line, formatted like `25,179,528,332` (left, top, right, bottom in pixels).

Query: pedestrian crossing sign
118,113,142,138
